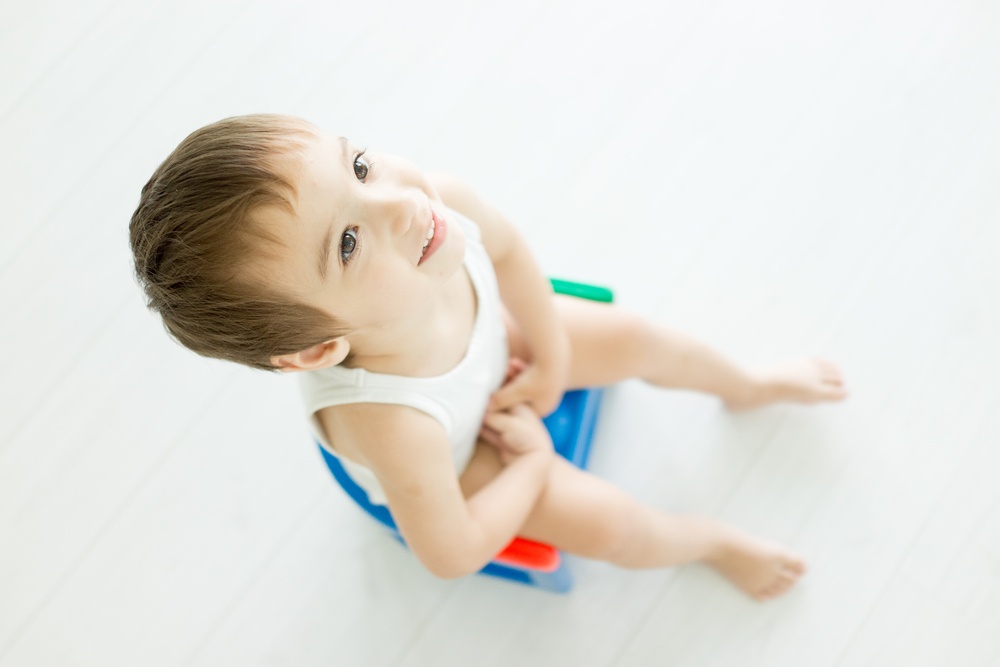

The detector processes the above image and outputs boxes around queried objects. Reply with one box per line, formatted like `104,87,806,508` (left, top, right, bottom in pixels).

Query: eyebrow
317,137,352,281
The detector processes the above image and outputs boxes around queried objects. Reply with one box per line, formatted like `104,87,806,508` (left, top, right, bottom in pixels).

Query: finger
530,395,559,418
490,383,525,412
482,410,519,432
505,357,527,382
547,393,565,416
507,403,538,419
478,425,502,448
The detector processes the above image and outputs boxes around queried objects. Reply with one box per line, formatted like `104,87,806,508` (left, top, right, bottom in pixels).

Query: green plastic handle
549,277,615,303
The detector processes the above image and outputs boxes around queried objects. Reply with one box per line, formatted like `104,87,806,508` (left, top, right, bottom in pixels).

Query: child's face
259,127,466,342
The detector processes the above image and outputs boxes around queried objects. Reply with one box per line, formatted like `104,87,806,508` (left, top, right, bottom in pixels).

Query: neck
342,273,474,377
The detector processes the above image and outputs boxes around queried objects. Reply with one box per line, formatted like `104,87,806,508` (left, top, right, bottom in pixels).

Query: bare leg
495,297,834,598
461,445,806,601
496,297,832,599
507,297,848,408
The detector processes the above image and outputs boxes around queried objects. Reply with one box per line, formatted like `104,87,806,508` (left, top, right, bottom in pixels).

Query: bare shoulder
315,400,475,570
316,402,447,477
426,172,518,260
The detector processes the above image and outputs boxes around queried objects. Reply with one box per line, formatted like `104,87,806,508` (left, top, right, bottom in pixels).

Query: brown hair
129,114,345,370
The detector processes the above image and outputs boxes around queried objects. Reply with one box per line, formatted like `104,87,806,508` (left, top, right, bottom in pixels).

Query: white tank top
297,207,509,505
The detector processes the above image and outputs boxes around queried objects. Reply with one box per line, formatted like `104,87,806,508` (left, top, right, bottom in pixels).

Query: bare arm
318,403,553,578
428,173,570,415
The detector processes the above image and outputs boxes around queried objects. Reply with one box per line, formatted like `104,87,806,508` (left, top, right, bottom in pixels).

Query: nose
378,189,421,236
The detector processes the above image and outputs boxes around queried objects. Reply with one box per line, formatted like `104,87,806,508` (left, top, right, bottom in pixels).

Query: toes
819,374,849,399
806,358,849,400
813,357,840,373
753,583,777,601
754,560,806,601
777,572,800,589
815,360,842,378
826,385,849,400
756,583,786,601
815,358,843,378
790,563,806,577
823,372,844,386
756,577,796,601
782,557,807,576
772,580,794,596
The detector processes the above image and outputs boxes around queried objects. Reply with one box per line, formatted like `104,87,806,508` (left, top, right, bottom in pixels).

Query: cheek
368,259,425,303
439,224,467,273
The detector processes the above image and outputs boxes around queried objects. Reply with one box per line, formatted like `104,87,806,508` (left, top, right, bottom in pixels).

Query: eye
353,151,370,181
340,227,358,263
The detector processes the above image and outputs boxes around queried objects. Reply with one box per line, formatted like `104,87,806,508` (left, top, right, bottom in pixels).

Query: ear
271,337,351,372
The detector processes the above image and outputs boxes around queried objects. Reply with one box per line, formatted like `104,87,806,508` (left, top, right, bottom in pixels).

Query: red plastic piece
493,537,562,572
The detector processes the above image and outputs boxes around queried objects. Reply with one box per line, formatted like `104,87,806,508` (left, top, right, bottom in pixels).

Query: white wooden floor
2,0,999,665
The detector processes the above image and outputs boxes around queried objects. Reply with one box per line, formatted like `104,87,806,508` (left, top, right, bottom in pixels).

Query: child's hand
490,354,567,417
479,404,554,466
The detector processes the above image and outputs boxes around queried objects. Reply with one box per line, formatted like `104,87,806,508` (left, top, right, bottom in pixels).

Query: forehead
252,133,351,285
274,131,351,214
297,129,348,173
284,131,354,220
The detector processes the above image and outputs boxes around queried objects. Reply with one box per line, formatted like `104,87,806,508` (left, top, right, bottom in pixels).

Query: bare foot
706,529,807,601
725,358,848,411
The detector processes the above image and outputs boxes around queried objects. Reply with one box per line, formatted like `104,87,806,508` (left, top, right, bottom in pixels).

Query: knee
615,313,660,371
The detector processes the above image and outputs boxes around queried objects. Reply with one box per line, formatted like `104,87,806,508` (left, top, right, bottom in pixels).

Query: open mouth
418,210,446,265
421,217,435,256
